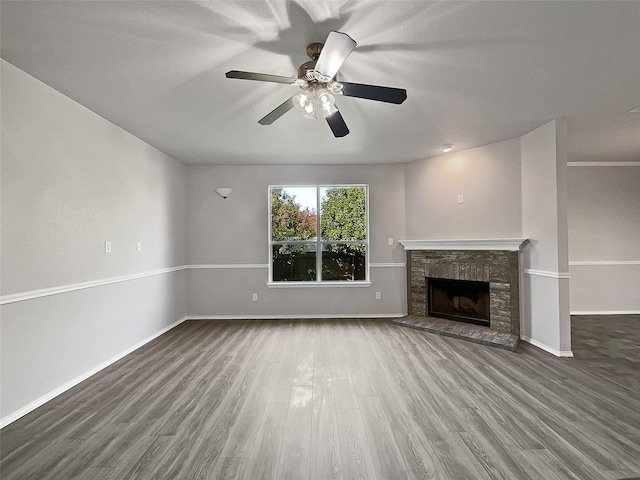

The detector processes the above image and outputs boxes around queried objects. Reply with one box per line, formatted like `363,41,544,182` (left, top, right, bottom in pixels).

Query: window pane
272,244,317,281
320,186,366,241
271,187,317,241
322,244,366,281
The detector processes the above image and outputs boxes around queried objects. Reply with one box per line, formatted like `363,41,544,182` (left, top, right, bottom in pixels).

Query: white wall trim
520,336,574,358
188,264,269,269
1,262,405,305
571,310,640,315
266,281,372,288
524,268,571,279
569,260,640,266
567,161,640,167
0,316,188,429
188,313,405,320
0,266,187,305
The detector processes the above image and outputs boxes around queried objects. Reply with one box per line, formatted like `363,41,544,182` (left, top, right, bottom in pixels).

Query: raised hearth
393,315,519,351
396,239,527,350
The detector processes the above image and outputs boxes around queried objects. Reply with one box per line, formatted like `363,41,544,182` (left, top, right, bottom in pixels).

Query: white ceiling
1,0,639,165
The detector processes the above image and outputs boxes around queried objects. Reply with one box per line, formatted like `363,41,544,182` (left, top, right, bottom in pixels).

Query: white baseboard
571,310,640,315
520,336,573,358
0,316,188,429
187,313,406,320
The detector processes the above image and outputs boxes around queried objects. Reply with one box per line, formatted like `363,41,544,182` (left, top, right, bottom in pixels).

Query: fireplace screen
427,277,490,326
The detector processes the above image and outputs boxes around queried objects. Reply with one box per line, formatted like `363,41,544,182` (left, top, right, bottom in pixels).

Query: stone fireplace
396,239,527,350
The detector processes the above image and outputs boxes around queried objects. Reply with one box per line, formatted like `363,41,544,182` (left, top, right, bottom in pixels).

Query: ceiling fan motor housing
306,42,324,60
297,60,318,82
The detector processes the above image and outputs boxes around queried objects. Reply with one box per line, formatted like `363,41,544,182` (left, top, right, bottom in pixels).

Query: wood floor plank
293,335,315,388
0,438,86,480
357,395,409,479
344,338,377,398
118,436,172,480
310,378,343,480
368,364,447,480
516,449,585,480
220,362,276,458
335,408,378,480
2,316,640,480
276,386,313,480
208,456,249,480
242,402,288,480
313,325,333,381
268,326,297,404
69,466,116,480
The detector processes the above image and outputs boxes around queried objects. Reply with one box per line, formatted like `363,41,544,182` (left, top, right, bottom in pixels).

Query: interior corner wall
520,119,572,356
404,138,522,240
186,164,406,318
0,59,188,425
568,164,640,314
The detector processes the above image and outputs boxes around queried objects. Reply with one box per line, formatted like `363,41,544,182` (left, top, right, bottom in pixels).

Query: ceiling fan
225,31,407,138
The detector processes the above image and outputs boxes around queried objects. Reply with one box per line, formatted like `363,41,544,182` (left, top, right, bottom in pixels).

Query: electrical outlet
252,293,258,301
105,241,112,253
387,237,394,246
375,292,381,300
457,194,464,204
136,242,142,252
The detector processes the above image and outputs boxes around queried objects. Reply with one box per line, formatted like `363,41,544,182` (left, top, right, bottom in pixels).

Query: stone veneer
407,250,520,336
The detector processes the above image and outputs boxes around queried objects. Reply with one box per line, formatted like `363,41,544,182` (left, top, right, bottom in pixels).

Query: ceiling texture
1,0,639,165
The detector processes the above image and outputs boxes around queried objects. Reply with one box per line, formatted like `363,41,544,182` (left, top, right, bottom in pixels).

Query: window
269,185,368,283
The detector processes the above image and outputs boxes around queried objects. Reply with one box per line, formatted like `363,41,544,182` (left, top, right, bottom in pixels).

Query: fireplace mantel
399,238,528,251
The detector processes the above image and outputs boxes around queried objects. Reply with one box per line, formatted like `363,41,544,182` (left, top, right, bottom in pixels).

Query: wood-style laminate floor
1,316,639,480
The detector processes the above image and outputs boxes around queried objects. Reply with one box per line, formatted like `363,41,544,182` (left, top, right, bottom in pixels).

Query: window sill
266,281,372,288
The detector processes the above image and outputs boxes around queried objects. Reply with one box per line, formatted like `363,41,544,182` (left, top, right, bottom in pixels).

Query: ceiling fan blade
226,70,298,85
314,31,357,81
325,109,350,137
340,82,407,104
258,96,296,125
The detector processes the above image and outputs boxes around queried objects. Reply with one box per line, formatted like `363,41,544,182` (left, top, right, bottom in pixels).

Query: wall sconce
215,187,233,199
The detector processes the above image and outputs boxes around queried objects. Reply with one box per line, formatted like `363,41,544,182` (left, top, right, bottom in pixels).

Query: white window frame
267,184,371,287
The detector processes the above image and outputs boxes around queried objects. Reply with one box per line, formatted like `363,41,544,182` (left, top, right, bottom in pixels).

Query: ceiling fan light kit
225,30,407,138
293,86,338,120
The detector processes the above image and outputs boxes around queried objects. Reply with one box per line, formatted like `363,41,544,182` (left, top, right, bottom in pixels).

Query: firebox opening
427,277,490,327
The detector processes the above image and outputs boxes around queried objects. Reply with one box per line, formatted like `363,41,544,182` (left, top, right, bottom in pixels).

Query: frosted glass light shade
294,92,317,119
215,187,233,199
294,88,337,119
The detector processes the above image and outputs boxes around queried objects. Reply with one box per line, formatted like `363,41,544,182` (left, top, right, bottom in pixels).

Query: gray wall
520,119,572,355
186,164,406,317
568,164,640,313
1,56,586,423
404,139,522,240
0,60,188,424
